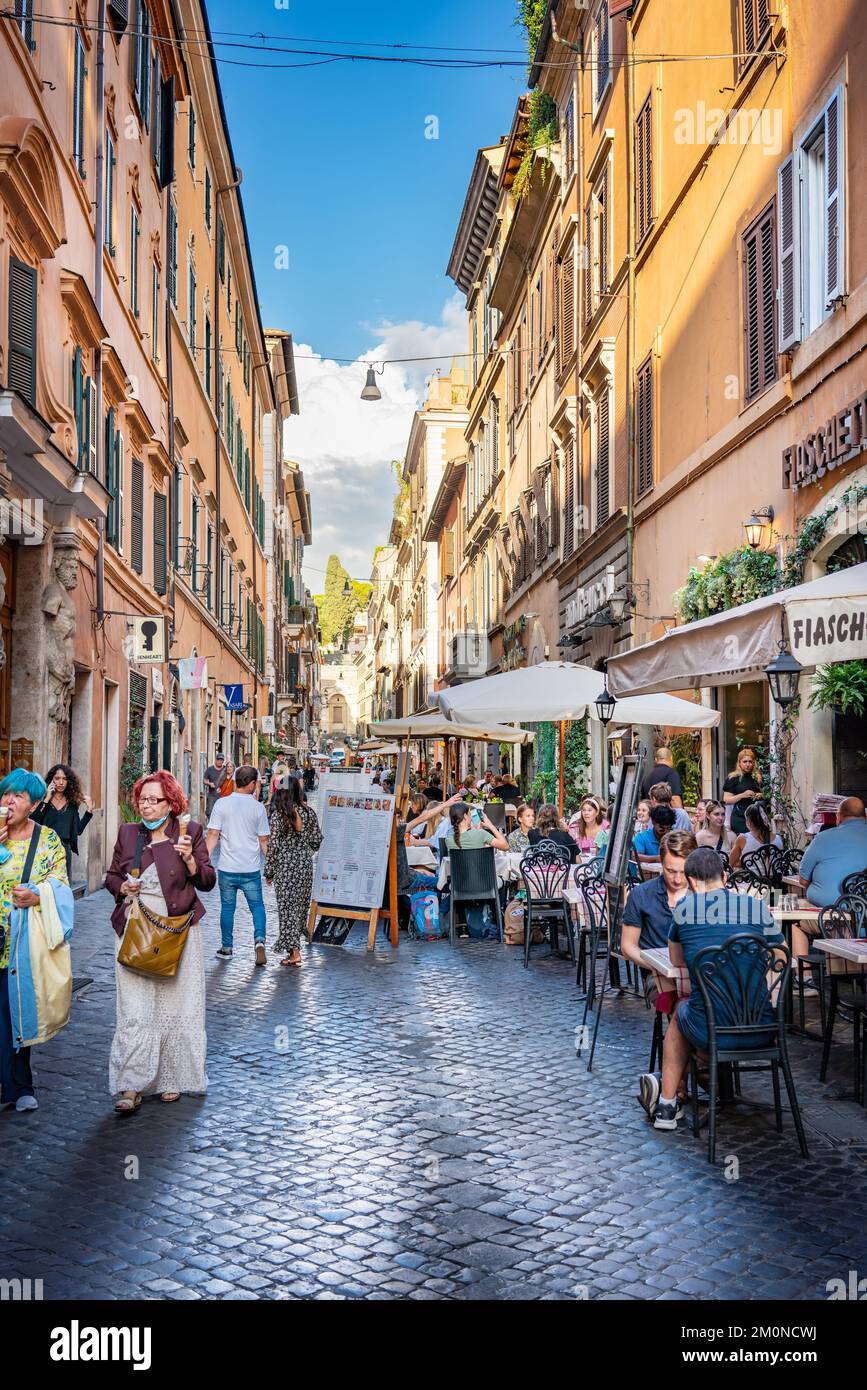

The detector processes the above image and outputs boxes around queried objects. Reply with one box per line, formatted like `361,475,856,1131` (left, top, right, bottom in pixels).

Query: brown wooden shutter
743,0,756,52
825,89,844,303
584,204,593,321
130,457,144,573
743,202,777,401
153,490,167,594
562,440,575,559
777,155,799,350
600,163,609,294
636,95,652,244
636,354,654,496
8,258,37,407
562,255,575,363
596,393,610,526
549,461,560,550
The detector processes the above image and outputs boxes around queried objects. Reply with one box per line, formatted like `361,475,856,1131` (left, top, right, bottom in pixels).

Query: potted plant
809,661,867,716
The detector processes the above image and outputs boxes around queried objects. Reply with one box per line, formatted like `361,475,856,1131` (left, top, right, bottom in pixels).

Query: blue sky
206,0,524,361
203,1,526,587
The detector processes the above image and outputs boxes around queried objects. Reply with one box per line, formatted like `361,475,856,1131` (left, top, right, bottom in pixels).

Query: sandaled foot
280,950,302,968
160,1092,181,1104
115,1093,141,1114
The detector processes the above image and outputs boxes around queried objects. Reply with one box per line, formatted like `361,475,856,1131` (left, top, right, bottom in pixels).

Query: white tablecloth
406,843,437,870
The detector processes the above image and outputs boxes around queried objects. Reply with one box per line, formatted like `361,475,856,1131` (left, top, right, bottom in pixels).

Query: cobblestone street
3,884,867,1302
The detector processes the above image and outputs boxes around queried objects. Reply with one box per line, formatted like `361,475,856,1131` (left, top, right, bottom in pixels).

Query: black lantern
361,366,383,402
595,684,616,726
744,505,775,550
764,644,802,711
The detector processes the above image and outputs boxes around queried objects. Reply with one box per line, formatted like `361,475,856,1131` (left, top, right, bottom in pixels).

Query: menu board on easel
313,780,395,911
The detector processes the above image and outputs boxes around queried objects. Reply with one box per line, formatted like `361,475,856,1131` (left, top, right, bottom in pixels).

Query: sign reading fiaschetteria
790,600,867,665
782,393,867,491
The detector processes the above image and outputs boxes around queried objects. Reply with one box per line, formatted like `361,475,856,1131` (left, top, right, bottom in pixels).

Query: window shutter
115,430,125,553
777,153,801,350
600,163,609,294
130,457,144,573
153,490,167,594
636,355,654,496
562,254,575,361
596,392,610,526
108,0,129,33
743,0,756,52
158,75,175,189
584,204,593,321
217,215,225,281
562,440,575,558
105,408,116,539
8,258,37,407
636,95,652,243
825,88,845,304
743,203,777,401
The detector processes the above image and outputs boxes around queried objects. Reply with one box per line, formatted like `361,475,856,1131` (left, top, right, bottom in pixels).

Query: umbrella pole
558,721,565,817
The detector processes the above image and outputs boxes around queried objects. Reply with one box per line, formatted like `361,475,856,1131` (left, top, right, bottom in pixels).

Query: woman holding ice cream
104,771,214,1113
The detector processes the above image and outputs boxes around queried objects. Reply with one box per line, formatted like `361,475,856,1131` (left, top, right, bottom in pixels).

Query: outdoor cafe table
637,947,691,999
813,938,867,966
406,843,437,871
782,874,804,892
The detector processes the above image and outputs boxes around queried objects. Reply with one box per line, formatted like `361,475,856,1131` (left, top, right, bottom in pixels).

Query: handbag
117,831,194,978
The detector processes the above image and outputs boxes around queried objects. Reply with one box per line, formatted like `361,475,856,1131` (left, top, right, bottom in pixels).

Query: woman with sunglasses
105,771,215,1114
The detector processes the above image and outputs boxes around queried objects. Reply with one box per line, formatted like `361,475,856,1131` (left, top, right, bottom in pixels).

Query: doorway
0,546,15,776
103,681,120,866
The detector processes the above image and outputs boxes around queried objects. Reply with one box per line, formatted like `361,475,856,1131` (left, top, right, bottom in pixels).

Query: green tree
313,555,371,648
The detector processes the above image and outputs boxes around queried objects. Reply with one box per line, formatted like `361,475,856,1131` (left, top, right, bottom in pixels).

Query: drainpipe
93,0,107,623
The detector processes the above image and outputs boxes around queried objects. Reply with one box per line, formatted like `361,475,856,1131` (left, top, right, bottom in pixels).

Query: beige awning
607,561,867,697
370,713,534,744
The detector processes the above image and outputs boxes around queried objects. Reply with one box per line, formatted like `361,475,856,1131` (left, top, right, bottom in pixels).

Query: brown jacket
104,818,215,937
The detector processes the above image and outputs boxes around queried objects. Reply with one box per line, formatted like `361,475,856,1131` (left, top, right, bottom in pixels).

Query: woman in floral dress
264,778,323,968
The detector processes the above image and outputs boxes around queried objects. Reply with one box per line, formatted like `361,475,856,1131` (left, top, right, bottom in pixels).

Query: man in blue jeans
206,765,270,965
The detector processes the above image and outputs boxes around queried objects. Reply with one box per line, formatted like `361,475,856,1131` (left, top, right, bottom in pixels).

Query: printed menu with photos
313,781,395,911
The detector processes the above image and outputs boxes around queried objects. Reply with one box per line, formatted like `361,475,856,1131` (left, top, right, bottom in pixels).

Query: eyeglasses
138,796,167,808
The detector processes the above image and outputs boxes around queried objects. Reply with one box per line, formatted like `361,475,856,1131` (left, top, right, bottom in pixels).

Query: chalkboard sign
603,750,646,891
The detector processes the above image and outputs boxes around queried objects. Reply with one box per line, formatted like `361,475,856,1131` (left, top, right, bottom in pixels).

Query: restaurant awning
370,713,535,744
437,661,720,729
607,561,867,697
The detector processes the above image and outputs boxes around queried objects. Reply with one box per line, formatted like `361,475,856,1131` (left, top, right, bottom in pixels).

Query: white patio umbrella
437,661,720,729
370,713,535,743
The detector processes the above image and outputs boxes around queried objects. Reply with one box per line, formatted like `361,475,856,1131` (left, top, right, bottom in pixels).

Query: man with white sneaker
206,766,270,965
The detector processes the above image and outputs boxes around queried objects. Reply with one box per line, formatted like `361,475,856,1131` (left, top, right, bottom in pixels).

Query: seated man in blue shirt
638,847,784,1131
633,804,676,862
621,831,696,999
649,782,694,834
798,796,867,907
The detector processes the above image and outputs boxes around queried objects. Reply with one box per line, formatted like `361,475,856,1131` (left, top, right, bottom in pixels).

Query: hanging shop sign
789,599,867,665
132,616,167,664
565,566,616,629
223,683,244,712
782,393,867,491
500,614,528,671
179,656,209,690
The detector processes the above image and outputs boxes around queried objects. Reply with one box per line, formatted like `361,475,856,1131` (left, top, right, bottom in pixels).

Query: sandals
160,1093,181,1104
115,1093,141,1114
280,952,302,968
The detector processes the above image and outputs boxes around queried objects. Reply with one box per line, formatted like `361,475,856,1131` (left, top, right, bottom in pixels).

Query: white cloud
284,294,467,590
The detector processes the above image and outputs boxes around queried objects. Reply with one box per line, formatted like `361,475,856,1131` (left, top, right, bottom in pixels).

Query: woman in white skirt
104,771,216,1112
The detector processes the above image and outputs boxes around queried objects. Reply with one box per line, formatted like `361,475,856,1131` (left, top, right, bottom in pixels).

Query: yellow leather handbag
118,897,193,978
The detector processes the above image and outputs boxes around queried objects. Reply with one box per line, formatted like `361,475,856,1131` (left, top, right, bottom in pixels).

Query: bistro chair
446,846,504,947
817,896,867,1103
520,843,574,969
688,935,809,1164
740,845,786,892
780,846,804,879
841,870,867,902
575,871,607,998
483,801,507,831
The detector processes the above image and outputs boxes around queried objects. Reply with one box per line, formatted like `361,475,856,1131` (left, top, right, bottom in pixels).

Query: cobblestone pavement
2,883,866,1302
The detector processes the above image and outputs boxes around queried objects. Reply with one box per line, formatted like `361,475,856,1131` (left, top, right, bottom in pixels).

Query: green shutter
217,214,225,281
153,490,167,594
130,457,144,573
8,258,38,408
105,408,116,542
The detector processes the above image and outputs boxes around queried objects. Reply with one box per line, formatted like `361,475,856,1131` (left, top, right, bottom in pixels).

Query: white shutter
777,153,801,351
824,86,845,305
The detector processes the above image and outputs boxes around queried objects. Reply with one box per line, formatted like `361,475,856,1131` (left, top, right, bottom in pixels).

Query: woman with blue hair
0,769,71,1113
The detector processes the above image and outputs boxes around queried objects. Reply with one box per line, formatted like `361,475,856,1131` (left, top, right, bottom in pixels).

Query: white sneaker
16,1095,38,1113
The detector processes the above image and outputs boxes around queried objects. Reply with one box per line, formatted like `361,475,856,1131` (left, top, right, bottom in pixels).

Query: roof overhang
446,145,505,298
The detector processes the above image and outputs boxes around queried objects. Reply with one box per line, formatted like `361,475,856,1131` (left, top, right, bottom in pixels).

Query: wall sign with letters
782,394,867,491
789,599,867,665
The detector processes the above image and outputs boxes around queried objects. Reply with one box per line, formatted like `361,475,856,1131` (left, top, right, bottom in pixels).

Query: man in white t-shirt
206,765,270,964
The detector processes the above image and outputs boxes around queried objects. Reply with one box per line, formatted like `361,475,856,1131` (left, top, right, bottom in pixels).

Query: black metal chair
446,846,504,946
817,896,867,1101
574,870,607,996
740,844,786,891
841,870,867,901
520,843,574,968
780,845,804,879
688,935,809,1164
483,802,507,831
